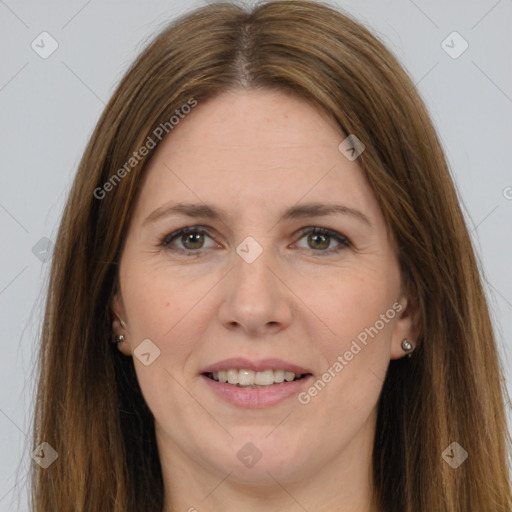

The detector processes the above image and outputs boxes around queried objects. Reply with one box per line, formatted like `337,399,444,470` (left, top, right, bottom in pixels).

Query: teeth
210,369,305,387
226,369,239,385
255,369,274,385
239,369,254,386
273,369,285,383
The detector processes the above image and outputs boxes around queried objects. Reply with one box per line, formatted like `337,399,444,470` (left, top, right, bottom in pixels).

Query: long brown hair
31,1,512,510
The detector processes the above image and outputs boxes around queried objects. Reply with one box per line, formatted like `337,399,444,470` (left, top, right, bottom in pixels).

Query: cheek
120,257,218,378
307,268,398,349
301,267,400,409
121,257,198,337
119,266,210,428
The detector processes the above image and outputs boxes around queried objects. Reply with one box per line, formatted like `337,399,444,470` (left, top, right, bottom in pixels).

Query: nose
217,242,295,337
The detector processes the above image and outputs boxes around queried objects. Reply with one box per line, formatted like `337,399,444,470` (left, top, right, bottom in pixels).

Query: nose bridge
232,233,277,300
218,232,293,334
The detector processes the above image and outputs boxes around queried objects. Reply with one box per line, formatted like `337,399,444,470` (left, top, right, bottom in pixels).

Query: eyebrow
142,201,372,228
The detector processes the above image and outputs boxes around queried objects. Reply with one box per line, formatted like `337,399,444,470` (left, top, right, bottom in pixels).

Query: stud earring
401,339,415,358
112,334,125,345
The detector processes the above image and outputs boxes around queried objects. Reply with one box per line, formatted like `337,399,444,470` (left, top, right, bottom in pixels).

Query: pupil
309,233,329,250
184,232,203,249
181,232,330,251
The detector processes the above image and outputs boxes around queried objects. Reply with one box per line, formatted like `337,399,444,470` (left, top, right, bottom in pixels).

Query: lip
199,357,312,375
201,374,314,408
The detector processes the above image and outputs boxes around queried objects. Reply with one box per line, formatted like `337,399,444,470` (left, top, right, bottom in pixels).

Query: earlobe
110,293,132,356
390,292,421,360
111,317,132,356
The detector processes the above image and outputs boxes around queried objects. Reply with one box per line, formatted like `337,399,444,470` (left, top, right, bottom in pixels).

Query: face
111,89,418,487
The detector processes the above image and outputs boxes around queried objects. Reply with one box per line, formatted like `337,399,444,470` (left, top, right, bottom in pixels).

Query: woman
31,1,512,511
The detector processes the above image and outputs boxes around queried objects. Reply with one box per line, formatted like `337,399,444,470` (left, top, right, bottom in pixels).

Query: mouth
202,369,312,388
199,358,314,408
201,371,314,408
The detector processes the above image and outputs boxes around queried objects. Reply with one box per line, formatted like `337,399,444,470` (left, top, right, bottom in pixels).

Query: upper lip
200,357,312,375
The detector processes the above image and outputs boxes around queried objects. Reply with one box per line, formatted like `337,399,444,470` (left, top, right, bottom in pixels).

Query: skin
111,89,420,512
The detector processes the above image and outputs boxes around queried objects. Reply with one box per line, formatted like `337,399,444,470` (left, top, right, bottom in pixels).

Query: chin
202,434,315,485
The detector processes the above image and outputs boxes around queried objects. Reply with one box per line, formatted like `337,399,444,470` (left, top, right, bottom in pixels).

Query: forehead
170,89,341,149
133,89,382,224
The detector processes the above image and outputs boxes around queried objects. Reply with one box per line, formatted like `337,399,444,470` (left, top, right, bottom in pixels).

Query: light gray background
1,0,511,510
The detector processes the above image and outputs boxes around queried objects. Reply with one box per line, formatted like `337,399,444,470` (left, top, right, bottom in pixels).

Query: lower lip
201,374,314,408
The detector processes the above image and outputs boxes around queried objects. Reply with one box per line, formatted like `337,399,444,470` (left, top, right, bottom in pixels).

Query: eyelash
158,225,352,256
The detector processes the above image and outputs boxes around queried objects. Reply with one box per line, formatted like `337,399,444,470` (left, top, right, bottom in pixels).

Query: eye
159,225,351,256
159,226,217,254
294,227,351,254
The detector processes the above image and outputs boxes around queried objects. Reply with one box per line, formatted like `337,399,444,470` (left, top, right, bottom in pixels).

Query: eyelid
159,225,217,248
293,226,352,251
159,225,352,254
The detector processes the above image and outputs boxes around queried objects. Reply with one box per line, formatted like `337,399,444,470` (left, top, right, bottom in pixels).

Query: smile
201,373,314,408
204,369,309,387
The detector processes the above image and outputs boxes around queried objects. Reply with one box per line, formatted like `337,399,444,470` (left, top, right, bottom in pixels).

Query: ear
390,288,421,360
111,292,132,357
